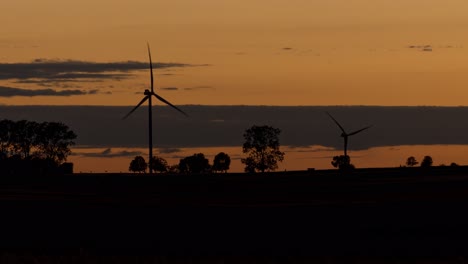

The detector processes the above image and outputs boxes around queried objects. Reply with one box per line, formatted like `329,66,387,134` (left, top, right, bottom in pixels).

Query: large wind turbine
123,44,188,174
326,112,371,157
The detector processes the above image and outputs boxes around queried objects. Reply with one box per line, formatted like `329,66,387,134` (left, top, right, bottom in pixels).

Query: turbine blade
326,112,346,134
152,92,188,117
122,96,149,119
147,43,154,93
348,126,372,136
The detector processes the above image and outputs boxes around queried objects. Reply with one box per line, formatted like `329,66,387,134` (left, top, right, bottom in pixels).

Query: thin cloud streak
183,86,215,91
160,87,179,91
0,86,90,97
74,148,143,158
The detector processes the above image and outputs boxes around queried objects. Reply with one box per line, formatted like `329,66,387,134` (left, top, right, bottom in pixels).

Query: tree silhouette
0,119,77,175
212,152,231,173
242,157,257,173
11,120,39,159
35,122,77,164
406,156,419,167
129,156,147,173
150,156,169,173
241,125,285,173
331,155,355,171
179,153,211,174
421,156,433,167
0,119,14,157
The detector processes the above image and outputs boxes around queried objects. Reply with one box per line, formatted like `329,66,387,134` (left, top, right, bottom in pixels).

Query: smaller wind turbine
123,43,188,174
326,112,371,157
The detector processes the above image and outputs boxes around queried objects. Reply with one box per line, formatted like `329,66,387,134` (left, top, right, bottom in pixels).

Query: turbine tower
123,44,188,174
326,112,371,157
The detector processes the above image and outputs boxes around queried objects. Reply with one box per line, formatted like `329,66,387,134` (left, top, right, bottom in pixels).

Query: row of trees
406,156,433,167
129,125,286,174
0,119,77,163
129,124,461,174
331,155,450,171
405,156,458,167
129,152,231,174
0,119,77,175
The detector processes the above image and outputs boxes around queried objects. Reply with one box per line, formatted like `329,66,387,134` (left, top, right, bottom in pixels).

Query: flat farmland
2,167,468,257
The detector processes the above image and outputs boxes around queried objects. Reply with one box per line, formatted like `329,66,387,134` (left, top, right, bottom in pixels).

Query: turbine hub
144,89,151,95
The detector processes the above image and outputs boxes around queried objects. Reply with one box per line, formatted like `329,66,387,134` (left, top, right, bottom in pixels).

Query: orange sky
1,0,468,106
3,1,468,172
70,145,468,173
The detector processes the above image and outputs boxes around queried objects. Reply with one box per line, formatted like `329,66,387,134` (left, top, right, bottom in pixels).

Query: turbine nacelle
326,111,371,158
144,89,151,96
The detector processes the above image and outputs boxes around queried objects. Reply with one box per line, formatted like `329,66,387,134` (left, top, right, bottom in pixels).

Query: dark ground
2,167,468,262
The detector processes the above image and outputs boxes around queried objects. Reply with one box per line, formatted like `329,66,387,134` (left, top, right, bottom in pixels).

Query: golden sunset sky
2,0,468,106
3,1,468,172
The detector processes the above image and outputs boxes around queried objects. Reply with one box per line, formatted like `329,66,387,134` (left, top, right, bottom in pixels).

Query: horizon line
3,104,468,108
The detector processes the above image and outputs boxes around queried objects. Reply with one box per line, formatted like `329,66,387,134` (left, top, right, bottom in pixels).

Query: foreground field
2,166,468,260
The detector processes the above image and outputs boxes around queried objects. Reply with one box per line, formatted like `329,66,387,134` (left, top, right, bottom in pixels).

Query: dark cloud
75,148,143,158
3,105,468,151
0,86,91,97
160,87,179,91
282,47,293,50
14,80,110,90
15,78,103,88
0,59,208,82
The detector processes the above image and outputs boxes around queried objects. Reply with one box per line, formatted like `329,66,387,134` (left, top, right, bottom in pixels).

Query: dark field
2,167,468,262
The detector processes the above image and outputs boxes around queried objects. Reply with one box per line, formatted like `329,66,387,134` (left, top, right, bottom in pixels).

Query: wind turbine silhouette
123,44,188,174
326,112,371,157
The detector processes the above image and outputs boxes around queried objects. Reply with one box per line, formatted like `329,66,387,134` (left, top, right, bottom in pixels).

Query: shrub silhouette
406,156,419,167
212,152,231,173
331,155,355,171
421,156,433,167
179,153,210,174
